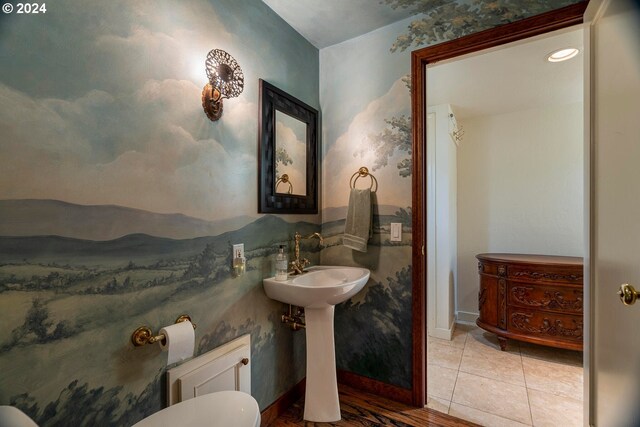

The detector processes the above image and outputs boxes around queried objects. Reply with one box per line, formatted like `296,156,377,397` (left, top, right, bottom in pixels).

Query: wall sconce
201,49,244,121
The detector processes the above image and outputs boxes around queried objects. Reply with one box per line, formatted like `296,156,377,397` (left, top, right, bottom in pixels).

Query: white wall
456,102,584,318
427,105,458,339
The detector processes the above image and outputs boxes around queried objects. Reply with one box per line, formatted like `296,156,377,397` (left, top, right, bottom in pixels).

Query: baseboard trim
456,311,479,324
428,325,454,340
260,378,305,427
337,369,413,406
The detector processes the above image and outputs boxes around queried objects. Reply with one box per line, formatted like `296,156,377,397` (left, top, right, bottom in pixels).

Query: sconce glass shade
205,49,244,99
202,49,244,121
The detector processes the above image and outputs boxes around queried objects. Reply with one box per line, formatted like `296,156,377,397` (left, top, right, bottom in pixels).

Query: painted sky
319,15,414,149
275,112,307,196
0,0,318,221
323,77,411,209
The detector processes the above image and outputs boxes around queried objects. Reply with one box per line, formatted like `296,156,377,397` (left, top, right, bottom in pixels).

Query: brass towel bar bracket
350,166,378,192
131,314,196,347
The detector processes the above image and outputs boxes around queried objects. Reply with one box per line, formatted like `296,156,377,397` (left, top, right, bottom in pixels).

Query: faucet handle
289,260,303,274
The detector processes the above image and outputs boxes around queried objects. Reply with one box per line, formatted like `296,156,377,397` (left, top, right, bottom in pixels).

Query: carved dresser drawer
508,308,583,346
508,283,583,315
476,253,583,351
507,265,583,284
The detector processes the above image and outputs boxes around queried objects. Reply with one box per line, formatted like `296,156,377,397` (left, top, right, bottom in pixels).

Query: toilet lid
132,391,260,427
0,406,39,427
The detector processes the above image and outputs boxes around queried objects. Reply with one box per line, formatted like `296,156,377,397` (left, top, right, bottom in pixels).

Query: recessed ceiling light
547,48,579,62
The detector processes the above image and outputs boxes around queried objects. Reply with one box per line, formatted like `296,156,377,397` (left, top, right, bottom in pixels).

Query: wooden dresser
476,253,584,351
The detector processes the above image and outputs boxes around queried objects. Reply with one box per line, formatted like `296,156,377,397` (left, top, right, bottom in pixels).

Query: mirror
259,79,318,214
275,111,307,196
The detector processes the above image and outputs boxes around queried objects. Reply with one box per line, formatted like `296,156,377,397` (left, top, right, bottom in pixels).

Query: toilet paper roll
159,320,195,364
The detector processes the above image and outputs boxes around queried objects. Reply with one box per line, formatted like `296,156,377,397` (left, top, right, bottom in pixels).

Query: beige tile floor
427,323,584,427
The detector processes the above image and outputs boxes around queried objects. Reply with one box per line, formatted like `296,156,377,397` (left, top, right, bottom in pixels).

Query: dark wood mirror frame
258,79,318,214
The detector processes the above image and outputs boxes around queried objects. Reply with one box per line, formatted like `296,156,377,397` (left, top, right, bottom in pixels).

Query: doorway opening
412,3,586,424
426,27,585,425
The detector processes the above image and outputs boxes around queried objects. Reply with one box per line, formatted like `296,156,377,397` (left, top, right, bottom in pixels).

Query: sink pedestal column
303,306,340,422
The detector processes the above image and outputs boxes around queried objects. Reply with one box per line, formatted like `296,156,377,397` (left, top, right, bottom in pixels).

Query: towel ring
275,174,293,194
350,166,378,192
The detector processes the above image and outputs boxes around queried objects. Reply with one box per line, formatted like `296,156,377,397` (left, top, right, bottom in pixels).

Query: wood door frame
409,2,589,407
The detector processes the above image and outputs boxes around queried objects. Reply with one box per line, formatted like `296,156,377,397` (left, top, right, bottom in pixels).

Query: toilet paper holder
131,314,197,347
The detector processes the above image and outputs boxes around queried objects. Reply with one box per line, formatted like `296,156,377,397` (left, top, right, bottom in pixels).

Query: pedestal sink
263,266,370,422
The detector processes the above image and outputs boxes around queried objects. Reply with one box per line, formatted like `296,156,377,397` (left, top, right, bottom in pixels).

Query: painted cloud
0,0,263,221
323,77,411,209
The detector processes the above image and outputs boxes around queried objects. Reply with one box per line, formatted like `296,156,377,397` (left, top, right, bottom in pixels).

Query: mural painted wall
0,0,319,425
319,0,584,390
0,0,587,423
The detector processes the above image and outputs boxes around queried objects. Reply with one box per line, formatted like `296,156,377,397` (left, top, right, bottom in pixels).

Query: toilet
0,406,39,427
132,391,260,427
1,391,260,427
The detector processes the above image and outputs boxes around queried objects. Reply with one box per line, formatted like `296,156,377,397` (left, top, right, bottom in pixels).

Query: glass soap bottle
275,245,288,281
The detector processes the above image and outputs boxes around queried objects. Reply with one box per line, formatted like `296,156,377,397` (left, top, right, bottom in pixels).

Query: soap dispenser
275,245,288,281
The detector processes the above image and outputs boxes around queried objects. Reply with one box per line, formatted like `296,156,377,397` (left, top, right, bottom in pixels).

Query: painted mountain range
0,199,257,240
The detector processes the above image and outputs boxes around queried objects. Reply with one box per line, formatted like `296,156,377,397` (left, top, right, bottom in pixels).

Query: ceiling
427,28,584,119
262,0,419,49
260,2,583,119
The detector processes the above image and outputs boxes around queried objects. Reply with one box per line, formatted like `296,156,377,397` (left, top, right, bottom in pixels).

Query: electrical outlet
233,243,244,259
390,223,402,242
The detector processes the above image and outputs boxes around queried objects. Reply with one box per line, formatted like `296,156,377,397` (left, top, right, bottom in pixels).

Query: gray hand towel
343,188,372,252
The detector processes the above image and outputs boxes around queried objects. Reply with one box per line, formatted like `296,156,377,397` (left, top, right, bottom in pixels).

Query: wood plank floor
270,385,481,427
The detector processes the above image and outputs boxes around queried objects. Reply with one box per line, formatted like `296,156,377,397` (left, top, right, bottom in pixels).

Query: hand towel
343,188,372,252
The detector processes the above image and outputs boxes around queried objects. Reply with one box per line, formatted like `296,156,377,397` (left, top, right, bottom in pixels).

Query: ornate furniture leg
498,337,507,351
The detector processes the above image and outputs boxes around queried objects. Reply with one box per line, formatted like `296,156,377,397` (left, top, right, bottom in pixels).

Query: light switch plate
233,243,244,259
390,223,402,242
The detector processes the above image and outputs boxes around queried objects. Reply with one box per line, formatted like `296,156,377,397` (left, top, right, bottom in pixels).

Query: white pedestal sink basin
263,266,370,422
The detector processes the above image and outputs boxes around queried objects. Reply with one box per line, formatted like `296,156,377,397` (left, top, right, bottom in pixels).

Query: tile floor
427,323,584,427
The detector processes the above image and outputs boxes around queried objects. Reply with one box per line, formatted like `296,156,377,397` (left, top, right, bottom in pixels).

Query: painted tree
384,0,581,52
23,298,52,341
368,116,412,177
366,75,412,177
5,298,77,350
394,207,413,227
182,243,217,279
275,147,292,177
335,266,413,387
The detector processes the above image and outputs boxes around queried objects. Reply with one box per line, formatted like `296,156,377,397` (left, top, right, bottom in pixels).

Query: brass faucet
290,231,323,275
